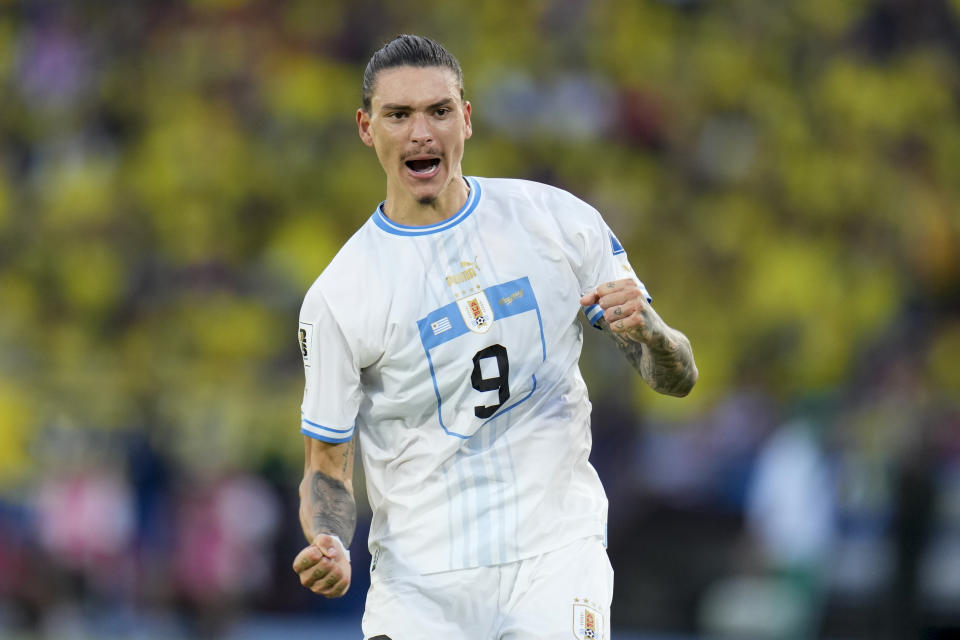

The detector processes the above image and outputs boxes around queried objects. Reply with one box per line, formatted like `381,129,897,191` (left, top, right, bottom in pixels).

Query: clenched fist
292,533,352,598
580,278,660,344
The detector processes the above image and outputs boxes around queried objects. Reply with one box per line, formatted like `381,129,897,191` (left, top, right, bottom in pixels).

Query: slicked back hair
361,34,464,112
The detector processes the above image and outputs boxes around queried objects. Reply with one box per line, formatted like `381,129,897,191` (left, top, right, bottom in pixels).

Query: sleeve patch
298,321,314,367
609,232,626,256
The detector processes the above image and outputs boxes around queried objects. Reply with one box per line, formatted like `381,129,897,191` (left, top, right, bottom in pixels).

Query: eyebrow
380,98,454,112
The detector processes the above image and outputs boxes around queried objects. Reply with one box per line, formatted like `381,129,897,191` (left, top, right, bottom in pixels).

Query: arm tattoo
310,470,357,546
600,319,644,370
341,439,355,474
598,317,698,397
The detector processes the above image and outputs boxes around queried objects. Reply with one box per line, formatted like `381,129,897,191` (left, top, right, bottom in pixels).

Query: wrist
328,535,351,561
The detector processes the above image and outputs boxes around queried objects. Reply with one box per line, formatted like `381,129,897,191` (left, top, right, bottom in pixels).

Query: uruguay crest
573,600,603,640
456,291,494,334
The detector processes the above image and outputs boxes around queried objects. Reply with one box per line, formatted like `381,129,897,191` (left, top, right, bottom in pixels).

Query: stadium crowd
0,0,958,638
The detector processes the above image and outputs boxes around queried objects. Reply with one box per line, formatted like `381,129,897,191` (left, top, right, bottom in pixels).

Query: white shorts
361,535,613,640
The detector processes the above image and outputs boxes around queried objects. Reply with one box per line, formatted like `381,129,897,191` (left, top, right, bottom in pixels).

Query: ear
463,101,473,141
357,108,374,147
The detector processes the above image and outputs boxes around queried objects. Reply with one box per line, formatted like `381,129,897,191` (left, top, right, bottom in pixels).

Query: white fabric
361,535,613,640
299,176,647,576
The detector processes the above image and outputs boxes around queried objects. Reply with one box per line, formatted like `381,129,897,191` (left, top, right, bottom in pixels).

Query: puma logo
446,256,481,287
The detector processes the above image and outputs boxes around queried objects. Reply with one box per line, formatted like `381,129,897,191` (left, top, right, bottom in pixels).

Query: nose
410,113,433,145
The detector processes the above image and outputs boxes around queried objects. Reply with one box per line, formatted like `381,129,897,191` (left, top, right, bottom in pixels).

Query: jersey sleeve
554,195,652,327
298,288,361,443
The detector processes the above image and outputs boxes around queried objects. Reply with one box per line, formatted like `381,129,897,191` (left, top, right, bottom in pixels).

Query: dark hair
361,34,464,112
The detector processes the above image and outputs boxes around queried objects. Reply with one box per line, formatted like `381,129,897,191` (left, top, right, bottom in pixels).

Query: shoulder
474,176,598,219
300,220,381,322
473,176,584,203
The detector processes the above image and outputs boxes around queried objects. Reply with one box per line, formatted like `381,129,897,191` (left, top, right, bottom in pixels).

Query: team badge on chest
456,291,494,333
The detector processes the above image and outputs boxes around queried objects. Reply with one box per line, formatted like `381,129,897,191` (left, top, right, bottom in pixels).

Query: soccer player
291,34,698,639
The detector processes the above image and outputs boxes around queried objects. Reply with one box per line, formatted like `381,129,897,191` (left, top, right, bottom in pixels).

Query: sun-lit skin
357,65,473,226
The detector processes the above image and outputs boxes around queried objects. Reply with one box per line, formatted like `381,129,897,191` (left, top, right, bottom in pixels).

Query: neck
382,175,470,227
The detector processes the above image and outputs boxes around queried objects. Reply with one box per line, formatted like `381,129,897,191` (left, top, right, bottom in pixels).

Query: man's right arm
293,435,357,598
299,435,357,544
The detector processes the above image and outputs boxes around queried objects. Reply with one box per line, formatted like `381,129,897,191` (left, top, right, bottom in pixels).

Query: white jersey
298,176,649,578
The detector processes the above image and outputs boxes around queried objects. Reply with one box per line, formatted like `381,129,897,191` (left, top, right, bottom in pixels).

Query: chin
410,183,441,206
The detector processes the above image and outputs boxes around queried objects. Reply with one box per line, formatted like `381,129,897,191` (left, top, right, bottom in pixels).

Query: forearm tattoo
341,438,355,474
310,470,357,546
598,317,698,397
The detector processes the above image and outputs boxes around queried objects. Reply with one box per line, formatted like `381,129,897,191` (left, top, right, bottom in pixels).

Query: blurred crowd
0,0,958,638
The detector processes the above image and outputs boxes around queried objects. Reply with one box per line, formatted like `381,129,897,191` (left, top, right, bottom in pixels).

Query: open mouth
405,158,441,176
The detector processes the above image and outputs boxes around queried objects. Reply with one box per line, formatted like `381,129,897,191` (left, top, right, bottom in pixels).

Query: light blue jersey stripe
301,425,354,443
583,303,605,326
300,414,355,442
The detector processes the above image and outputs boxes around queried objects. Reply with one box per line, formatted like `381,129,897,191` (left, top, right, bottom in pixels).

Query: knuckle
324,573,342,589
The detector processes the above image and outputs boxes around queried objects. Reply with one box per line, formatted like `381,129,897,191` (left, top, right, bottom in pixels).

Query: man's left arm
581,279,698,397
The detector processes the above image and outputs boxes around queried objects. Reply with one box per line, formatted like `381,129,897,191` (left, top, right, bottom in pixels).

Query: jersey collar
372,177,481,237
